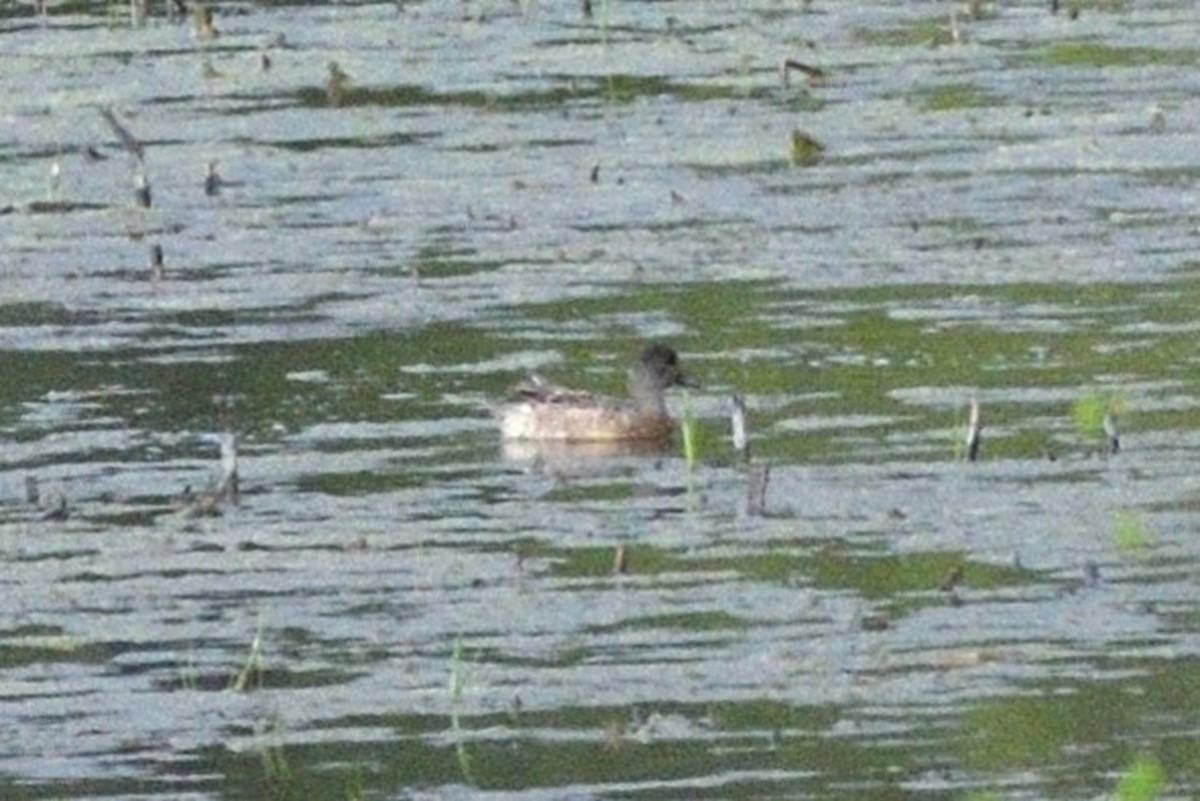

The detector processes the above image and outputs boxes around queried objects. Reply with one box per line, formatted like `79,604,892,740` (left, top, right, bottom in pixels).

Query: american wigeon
498,343,695,442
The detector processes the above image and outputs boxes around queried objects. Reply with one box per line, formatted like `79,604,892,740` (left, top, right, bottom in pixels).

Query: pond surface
3,0,1200,798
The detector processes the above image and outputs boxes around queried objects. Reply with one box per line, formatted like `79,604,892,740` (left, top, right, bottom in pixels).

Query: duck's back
499,390,672,442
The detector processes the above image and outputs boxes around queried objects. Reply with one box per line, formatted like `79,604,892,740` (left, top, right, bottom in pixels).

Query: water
2,0,1199,798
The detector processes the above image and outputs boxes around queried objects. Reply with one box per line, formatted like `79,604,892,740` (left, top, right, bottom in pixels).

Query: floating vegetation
1115,753,1164,801
0,632,82,656
294,73,759,113
611,74,742,105
1052,0,1132,14
852,17,954,48
1112,509,1152,557
1035,41,1200,68
916,82,1003,112
1072,391,1123,454
789,128,824,166
1072,392,1107,436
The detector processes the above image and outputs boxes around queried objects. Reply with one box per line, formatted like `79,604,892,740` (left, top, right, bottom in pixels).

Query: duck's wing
512,374,604,407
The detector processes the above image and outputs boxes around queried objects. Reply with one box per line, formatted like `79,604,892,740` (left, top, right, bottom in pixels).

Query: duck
498,343,696,442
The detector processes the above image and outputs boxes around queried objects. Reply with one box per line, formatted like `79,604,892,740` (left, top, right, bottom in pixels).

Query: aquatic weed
1112,509,1153,557
448,637,475,784
1116,753,1164,801
680,393,697,468
231,618,265,693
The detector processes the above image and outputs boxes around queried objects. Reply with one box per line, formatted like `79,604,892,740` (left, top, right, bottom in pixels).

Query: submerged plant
1115,753,1164,801
343,764,365,801
448,637,475,784
257,714,291,785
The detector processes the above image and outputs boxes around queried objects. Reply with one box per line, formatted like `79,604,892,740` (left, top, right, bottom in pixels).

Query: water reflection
500,436,674,467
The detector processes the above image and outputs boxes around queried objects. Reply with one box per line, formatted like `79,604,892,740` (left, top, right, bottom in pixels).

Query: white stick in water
730,393,750,461
98,106,145,164
1103,413,1119,455
965,397,982,462
746,465,770,517
218,432,239,503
